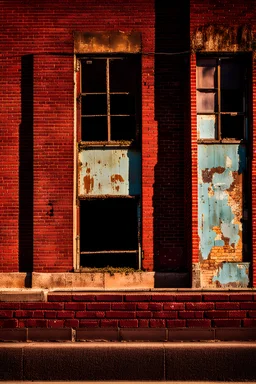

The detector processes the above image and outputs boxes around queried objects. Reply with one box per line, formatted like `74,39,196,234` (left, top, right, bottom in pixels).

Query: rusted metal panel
198,144,246,265
78,148,141,196
74,32,141,53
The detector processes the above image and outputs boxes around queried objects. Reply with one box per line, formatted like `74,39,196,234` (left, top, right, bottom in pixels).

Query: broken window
79,198,139,269
78,56,141,143
196,56,249,141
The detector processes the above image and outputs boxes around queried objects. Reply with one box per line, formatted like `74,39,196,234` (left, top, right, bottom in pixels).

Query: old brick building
0,0,256,342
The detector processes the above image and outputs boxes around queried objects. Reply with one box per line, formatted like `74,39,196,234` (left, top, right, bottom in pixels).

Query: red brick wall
0,292,256,341
0,0,156,272
1,0,255,277
190,0,256,286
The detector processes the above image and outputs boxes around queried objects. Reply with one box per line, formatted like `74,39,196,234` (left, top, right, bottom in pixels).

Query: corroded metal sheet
78,148,141,196
198,144,246,263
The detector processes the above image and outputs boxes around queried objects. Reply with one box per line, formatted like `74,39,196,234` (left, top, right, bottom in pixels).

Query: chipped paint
212,262,250,288
78,148,141,196
198,145,246,262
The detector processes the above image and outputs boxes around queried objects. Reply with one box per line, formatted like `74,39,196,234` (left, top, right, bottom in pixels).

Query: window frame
77,54,141,147
196,54,249,144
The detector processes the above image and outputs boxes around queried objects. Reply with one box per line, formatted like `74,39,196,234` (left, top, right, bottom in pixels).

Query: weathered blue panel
198,144,246,261
78,148,141,196
197,115,216,139
212,262,250,288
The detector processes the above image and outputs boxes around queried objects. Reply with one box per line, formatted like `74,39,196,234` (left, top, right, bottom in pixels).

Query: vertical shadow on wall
19,55,34,276
153,1,190,284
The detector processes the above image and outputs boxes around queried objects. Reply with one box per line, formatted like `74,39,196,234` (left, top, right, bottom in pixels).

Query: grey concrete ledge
1,342,256,381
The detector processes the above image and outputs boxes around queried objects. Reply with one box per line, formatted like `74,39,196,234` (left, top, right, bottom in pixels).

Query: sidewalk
1,342,256,382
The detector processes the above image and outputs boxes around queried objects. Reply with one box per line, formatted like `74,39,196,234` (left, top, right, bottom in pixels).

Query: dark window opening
80,56,141,143
80,198,139,268
196,55,249,141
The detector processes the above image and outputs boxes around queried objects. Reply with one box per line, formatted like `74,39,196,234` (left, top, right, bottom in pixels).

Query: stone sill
0,272,256,291
0,272,190,290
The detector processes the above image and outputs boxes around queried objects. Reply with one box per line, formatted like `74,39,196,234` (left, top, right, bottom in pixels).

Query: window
196,56,249,141
79,56,141,143
76,54,142,270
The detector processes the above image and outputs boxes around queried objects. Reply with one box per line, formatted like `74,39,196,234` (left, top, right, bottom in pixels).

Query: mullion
106,59,111,141
217,59,221,140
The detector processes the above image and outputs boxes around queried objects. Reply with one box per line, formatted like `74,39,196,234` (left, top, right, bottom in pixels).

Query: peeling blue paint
198,145,246,260
198,144,246,173
212,262,249,287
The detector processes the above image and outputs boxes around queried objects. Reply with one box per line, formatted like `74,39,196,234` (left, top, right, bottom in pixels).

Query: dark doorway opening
80,198,139,268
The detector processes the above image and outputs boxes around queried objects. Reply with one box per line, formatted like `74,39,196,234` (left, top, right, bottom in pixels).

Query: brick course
0,292,256,341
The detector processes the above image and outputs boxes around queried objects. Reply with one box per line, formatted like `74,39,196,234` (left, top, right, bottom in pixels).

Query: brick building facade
0,0,256,341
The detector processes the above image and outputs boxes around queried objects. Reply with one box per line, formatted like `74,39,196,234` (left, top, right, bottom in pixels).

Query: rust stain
221,233,230,247
202,167,225,183
110,174,124,183
83,168,94,194
226,171,240,193
191,24,253,52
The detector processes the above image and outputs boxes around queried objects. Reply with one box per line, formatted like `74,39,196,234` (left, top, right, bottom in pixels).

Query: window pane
221,60,244,90
197,91,217,112
221,90,244,112
110,94,135,115
221,114,244,140
197,115,216,139
110,57,138,92
196,58,217,88
82,117,108,141
82,95,107,115
111,116,136,141
81,59,106,92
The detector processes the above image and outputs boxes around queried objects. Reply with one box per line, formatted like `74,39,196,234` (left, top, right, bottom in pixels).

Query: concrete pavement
1,342,256,381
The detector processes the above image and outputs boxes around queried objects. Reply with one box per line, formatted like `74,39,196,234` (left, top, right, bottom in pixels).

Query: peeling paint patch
198,145,246,261
212,262,250,288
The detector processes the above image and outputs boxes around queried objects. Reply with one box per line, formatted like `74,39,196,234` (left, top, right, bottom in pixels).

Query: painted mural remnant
198,144,249,287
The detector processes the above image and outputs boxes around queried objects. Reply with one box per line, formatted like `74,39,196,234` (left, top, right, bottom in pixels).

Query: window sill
197,139,247,144
78,140,139,149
